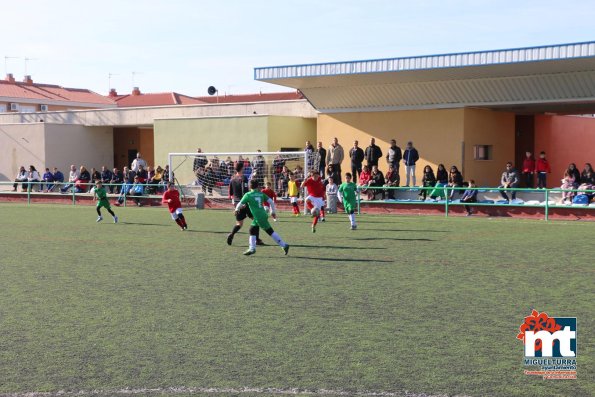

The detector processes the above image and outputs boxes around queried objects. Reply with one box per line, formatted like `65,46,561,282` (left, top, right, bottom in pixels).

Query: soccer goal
168,151,320,211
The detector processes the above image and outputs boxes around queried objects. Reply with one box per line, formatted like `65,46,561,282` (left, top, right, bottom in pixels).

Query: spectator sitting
60,165,80,193
560,169,576,204
358,165,372,197
419,165,436,200
461,179,478,216
128,176,146,206
429,164,448,200
581,163,595,185
163,165,172,184
368,165,385,200
384,164,400,199
74,166,91,193
49,167,64,192
499,162,520,203
110,167,123,194
572,183,593,205
12,166,28,192
136,165,148,183
148,166,164,193
447,165,464,200
324,163,341,188
567,163,581,188
90,168,101,185
101,166,113,191
27,165,41,192
42,167,54,192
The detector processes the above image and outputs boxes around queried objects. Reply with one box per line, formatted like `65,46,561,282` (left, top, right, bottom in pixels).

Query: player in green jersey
94,181,118,223
338,172,357,230
235,179,289,256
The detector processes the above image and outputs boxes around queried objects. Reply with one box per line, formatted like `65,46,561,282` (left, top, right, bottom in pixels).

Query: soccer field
0,204,592,397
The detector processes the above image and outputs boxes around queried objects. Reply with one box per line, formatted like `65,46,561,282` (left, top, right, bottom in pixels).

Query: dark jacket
422,170,436,187
317,147,327,167
403,148,419,166
365,145,383,166
436,168,448,184
370,170,385,187
101,169,113,182
349,147,365,166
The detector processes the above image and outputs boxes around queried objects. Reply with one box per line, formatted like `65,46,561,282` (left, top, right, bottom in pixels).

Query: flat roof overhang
255,41,595,114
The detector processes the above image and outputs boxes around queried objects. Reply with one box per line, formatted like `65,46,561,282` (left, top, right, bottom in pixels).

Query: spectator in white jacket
60,164,80,193
131,152,147,173
12,166,28,191
27,165,41,191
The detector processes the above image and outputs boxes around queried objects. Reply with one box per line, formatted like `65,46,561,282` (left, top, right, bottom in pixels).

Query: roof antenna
108,72,119,91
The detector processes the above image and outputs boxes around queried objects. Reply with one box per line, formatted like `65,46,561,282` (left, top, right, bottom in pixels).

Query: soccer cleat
283,244,290,255
226,233,234,246
350,224,357,230
113,216,118,223
311,225,316,233
320,217,325,222
256,239,265,246
243,249,256,256
183,226,188,230
96,216,103,222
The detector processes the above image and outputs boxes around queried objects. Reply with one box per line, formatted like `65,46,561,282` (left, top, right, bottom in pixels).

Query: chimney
23,75,33,85
132,86,141,96
5,73,16,83
108,88,118,97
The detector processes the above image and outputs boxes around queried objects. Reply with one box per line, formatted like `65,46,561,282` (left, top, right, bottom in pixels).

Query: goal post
168,151,320,212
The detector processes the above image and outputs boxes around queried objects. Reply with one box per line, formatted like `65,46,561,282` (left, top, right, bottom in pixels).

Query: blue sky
2,0,594,96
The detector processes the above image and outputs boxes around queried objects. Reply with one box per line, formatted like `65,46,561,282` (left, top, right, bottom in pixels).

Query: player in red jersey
261,182,278,222
301,170,326,232
162,182,187,230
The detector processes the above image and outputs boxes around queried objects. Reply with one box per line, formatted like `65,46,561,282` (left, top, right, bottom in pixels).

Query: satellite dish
207,86,218,96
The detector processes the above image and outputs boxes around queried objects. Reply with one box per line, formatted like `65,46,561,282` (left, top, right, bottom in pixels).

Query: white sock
249,235,257,250
271,232,286,247
348,213,356,225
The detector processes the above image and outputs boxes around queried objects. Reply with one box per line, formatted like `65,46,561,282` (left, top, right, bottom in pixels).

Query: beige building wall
154,115,316,184
44,124,114,174
317,109,465,181
463,109,515,186
0,123,46,182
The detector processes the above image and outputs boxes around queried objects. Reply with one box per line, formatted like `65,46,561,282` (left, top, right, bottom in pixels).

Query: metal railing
355,185,595,221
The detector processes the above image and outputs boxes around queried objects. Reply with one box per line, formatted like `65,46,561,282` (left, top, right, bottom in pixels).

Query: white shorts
290,196,298,204
170,207,183,220
306,195,325,209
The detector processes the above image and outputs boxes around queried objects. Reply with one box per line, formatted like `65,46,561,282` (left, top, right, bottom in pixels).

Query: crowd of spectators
11,152,172,205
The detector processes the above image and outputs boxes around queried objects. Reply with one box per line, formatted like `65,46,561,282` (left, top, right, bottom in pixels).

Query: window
0,104,6,113
474,145,493,161
19,105,36,113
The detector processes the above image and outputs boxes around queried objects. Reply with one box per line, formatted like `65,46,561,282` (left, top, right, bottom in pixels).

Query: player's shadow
119,222,170,227
363,228,447,233
288,256,393,263
290,243,385,250
352,237,435,242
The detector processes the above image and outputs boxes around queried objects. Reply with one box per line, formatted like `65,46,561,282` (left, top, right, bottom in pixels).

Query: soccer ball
310,207,320,217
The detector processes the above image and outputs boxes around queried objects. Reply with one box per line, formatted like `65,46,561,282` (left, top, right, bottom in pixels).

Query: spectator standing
402,141,419,186
419,165,436,201
581,163,595,185
386,139,402,176
131,152,147,173
305,140,315,173
193,148,208,175
461,180,479,216
316,141,327,178
326,137,344,183
325,177,338,213
348,140,365,183
364,137,383,169
12,166,28,191
522,151,536,188
325,164,341,188
42,168,54,192
50,167,64,192
535,151,551,188
252,150,266,186
384,164,400,199
499,162,520,202
27,165,41,191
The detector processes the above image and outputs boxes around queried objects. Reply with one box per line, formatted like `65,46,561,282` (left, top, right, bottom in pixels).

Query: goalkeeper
235,179,289,256
338,172,358,230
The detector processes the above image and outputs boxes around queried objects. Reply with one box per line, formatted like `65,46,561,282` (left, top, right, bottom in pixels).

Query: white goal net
168,151,319,211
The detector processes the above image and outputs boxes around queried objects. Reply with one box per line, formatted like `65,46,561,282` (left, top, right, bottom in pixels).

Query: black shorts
235,206,254,221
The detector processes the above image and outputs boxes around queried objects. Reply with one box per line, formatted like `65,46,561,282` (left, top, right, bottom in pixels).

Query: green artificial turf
0,203,592,397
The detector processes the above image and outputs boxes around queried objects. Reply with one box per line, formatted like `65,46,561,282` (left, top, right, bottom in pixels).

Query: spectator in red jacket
535,151,551,189
522,151,536,188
